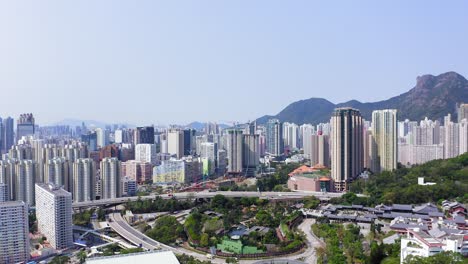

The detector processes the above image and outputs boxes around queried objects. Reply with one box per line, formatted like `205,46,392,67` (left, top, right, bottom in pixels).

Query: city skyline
1,1,468,124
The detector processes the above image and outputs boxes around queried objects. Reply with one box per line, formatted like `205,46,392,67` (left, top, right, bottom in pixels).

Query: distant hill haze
257,72,468,125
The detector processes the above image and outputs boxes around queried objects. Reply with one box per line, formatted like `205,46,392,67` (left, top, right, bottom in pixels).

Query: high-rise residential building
243,134,259,176
0,159,17,201
45,157,71,191
135,144,157,164
152,157,202,184
153,159,185,183
9,144,34,160
73,159,96,203
459,119,468,155
330,108,363,191
0,183,8,202
283,122,299,150
16,113,35,142
122,176,137,196
217,149,227,175
200,142,217,175
167,129,184,158
114,129,123,143
100,157,121,199
266,119,284,156
81,132,98,151
134,126,155,144
371,109,398,172
398,144,444,166
226,129,243,174
96,128,110,148
457,103,468,123
1,117,14,154
299,124,315,151
444,114,460,159
0,201,30,264
205,122,220,135
121,160,152,184
63,143,88,163
363,129,379,172
183,129,196,155
35,183,73,250
15,160,36,206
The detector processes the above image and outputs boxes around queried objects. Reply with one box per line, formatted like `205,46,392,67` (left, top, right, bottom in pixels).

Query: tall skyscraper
0,201,30,264
0,159,18,201
0,183,8,202
371,109,398,172
35,183,73,250
243,134,260,176
135,144,157,164
167,129,184,158
457,103,468,123
266,119,284,156
444,114,460,159
45,157,71,192
1,117,14,154
81,132,98,151
16,113,35,142
100,157,121,199
73,159,96,203
459,119,468,155
96,128,110,148
134,126,155,144
331,108,364,191
200,142,217,175
15,160,36,206
183,129,196,155
283,122,299,150
226,129,243,174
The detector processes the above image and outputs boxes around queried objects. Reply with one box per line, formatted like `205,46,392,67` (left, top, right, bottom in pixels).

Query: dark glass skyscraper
183,129,196,155
134,126,155,144
2,117,14,153
16,114,35,141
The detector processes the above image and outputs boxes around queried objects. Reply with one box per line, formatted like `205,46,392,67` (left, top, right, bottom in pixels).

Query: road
296,218,325,264
108,212,230,263
73,190,353,208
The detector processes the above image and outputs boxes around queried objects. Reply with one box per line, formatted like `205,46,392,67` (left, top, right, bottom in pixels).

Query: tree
303,196,320,209
200,233,209,247
145,215,184,244
77,250,87,264
49,256,70,264
404,251,465,264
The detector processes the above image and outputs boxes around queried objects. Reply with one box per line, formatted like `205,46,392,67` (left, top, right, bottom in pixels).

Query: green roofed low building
217,237,264,254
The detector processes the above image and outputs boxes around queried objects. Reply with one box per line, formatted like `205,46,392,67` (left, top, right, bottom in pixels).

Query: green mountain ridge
257,71,468,124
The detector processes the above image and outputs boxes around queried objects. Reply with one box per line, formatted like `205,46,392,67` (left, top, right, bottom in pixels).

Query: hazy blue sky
1,1,467,126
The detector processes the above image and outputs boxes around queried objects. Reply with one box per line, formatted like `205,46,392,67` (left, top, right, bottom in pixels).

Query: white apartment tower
35,183,73,250
226,129,244,174
0,201,30,264
73,158,96,202
371,109,398,172
167,129,184,158
15,160,36,206
135,144,157,164
444,114,460,158
100,157,121,199
45,157,71,192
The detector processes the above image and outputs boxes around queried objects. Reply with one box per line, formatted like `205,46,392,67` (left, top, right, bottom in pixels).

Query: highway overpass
72,191,351,209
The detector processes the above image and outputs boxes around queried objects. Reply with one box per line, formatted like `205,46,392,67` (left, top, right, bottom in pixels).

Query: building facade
35,183,73,250
330,108,363,191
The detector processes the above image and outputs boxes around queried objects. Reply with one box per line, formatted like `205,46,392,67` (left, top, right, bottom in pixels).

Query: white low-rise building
400,228,467,263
